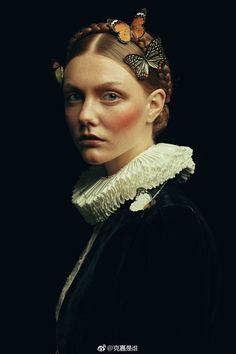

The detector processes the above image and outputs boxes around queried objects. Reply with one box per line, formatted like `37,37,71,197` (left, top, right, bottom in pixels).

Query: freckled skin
63,54,156,175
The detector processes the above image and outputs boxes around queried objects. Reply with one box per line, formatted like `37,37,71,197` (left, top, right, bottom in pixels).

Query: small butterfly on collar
107,8,147,44
124,37,167,79
129,182,167,212
129,188,155,212
52,60,64,85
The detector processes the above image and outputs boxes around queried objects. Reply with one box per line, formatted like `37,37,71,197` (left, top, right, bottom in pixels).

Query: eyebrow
63,81,124,92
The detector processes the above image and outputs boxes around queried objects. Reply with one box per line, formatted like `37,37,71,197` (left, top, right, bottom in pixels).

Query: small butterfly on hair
124,37,167,80
107,8,147,44
52,60,64,85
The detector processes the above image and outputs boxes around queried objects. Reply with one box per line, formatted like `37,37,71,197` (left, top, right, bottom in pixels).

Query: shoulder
140,179,216,256
144,179,206,226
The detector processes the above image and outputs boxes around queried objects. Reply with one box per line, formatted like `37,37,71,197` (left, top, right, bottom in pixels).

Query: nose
78,97,99,128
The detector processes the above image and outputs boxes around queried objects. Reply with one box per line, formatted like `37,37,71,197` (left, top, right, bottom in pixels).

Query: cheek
108,105,143,133
65,109,77,129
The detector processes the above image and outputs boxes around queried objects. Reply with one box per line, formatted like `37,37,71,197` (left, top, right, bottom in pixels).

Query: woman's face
63,53,155,175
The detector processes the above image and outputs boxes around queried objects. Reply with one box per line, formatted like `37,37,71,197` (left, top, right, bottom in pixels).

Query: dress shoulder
144,179,207,227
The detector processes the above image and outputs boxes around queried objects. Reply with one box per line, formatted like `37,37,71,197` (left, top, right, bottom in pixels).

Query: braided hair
65,22,173,139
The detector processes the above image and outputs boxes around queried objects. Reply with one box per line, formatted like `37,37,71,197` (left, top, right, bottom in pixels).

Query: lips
78,134,105,147
79,134,104,141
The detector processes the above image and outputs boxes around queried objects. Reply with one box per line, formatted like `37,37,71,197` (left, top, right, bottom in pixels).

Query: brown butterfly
107,8,146,43
52,60,64,85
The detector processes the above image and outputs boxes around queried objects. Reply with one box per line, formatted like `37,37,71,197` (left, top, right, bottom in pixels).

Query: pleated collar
72,143,195,225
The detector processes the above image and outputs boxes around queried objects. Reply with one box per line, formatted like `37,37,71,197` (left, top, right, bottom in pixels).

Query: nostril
79,115,98,127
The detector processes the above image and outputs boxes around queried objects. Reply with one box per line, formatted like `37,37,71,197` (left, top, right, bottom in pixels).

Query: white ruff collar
72,143,195,225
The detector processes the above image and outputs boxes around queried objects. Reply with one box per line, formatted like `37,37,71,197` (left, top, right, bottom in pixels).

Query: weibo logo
97,344,106,352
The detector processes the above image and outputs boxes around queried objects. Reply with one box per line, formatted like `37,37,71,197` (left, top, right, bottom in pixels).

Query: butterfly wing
129,186,153,211
124,54,149,80
129,192,152,211
131,8,147,41
52,61,64,85
145,37,167,70
107,19,131,43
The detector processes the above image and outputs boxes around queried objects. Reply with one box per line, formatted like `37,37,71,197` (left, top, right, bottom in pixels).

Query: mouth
79,134,104,141
78,134,105,146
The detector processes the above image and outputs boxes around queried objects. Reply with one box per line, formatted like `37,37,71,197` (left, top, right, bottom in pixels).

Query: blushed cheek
109,107,142,132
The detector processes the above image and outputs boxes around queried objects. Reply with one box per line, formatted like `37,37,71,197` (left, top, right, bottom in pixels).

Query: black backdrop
3,1,234,353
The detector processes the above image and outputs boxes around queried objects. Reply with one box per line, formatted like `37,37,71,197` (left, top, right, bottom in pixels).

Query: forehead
64,53,138,86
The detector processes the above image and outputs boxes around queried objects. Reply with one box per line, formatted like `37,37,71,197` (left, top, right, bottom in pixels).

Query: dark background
3,1,234,353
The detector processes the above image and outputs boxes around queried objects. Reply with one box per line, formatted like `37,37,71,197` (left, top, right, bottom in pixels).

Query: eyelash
64,91,120,104
102,92,120,101
65,92,83,102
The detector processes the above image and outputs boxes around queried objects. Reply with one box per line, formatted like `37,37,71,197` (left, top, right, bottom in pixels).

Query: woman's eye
103,92,120,101
65,92,83,102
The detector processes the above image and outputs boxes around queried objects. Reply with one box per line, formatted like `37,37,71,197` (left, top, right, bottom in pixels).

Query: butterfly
107,8,146,43
124,37,167,79
129,188,154,212
129,182,167,212
52,60,64,85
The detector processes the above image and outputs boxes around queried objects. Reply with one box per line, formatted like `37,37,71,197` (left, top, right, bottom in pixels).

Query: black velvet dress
55,179,221,354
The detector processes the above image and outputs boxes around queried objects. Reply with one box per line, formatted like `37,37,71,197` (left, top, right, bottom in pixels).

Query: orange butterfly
107,8,147,44
52,60,64,85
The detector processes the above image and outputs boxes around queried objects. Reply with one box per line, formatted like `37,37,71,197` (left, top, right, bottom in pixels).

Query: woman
53,9,221,354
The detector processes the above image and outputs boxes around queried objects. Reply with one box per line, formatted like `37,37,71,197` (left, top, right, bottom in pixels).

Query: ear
146,89,166,123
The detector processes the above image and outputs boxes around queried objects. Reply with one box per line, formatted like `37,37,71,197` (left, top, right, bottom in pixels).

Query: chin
80,149,109,166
